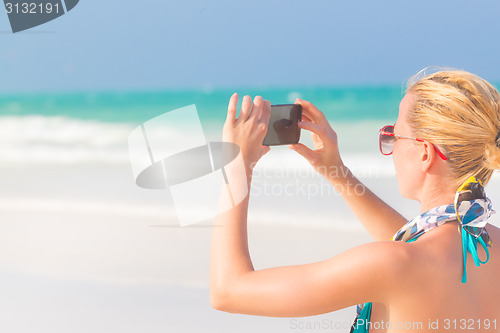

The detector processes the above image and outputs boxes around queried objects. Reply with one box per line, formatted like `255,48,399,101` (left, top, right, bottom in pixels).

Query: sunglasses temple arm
433,146,448,160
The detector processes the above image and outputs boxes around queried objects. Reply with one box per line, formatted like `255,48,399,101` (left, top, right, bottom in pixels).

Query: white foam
0,116,208,165
0,116,394,177
255,148,396,179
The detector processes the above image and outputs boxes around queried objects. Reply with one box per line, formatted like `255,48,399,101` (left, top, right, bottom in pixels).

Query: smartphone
263,104,302,146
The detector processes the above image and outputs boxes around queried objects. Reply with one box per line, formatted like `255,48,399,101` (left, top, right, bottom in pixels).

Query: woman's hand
223,93,272,172
288,98,345,182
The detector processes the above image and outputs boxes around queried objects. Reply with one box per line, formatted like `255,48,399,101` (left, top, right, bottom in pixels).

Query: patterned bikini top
351,176,495,333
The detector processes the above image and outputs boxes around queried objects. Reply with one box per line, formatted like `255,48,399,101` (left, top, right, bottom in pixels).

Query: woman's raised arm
209,94,413,317
289,99,408,241
211,230,413,317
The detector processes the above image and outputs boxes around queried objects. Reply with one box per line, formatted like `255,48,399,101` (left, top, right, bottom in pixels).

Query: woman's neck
418,179,457,213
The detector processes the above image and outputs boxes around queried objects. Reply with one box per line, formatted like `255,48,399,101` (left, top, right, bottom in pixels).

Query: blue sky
1,0,500,92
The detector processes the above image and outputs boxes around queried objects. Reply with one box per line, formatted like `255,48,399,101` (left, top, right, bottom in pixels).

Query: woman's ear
420,140,435,172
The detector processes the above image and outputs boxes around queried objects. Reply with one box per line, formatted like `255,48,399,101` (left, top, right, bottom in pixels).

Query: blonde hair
406,67,500,187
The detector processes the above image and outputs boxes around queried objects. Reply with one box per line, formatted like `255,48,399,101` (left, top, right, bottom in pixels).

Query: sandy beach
1,162,499,333
0,219,369,333
2,0,500,331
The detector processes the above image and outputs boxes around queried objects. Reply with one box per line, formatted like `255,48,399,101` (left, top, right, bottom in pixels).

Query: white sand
1,163,499,332
0,219,370,333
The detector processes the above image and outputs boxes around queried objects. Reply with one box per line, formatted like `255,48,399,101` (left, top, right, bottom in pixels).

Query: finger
300,105,326,124
311,131,324,148
288,143,315,163
295,98,327,123
226,93,238,123
259,99,272,123
248,95,264,121
298,120,325,137
300,114,312,123
299,121,334,147
238,95,252,121
260,145,271,157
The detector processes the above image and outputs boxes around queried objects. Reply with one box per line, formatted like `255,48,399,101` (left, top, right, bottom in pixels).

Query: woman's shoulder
484,223,500,265
317,240,422,305
402,221,500,283
487,223,500,238
339,240,422,285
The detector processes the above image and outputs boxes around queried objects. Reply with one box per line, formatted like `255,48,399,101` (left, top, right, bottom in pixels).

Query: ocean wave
0,115,206,164
0,115,394,179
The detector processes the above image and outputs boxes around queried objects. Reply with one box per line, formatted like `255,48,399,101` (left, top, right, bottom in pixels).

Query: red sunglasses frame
379,125,448,161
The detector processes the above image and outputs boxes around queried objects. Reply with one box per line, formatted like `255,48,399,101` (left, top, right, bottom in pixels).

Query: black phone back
263,104,302,146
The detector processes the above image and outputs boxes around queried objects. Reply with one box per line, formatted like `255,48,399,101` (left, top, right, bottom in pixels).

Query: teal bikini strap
352,302,372,333
353,226,491,332
351,240,421,333
461,226,490,283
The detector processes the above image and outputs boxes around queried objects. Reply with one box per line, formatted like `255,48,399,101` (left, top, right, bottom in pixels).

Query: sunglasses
379,125,448,160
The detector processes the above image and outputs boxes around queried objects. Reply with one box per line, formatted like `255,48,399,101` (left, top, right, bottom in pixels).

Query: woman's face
393,93,425,200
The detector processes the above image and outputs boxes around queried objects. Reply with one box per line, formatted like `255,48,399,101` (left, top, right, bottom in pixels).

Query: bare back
369,221,500,333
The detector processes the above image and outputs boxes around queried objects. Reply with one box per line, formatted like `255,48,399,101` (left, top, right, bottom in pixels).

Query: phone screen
263,104,302,146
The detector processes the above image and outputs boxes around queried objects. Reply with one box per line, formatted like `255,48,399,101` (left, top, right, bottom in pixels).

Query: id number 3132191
5,2,61,14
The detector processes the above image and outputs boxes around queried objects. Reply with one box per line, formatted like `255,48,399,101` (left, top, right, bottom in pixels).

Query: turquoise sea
0,85,416,229
0,86,404,123
0,86,407,166
1,86,499,229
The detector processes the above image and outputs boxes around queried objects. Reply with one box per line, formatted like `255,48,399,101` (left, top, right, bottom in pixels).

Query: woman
209,68,500,332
